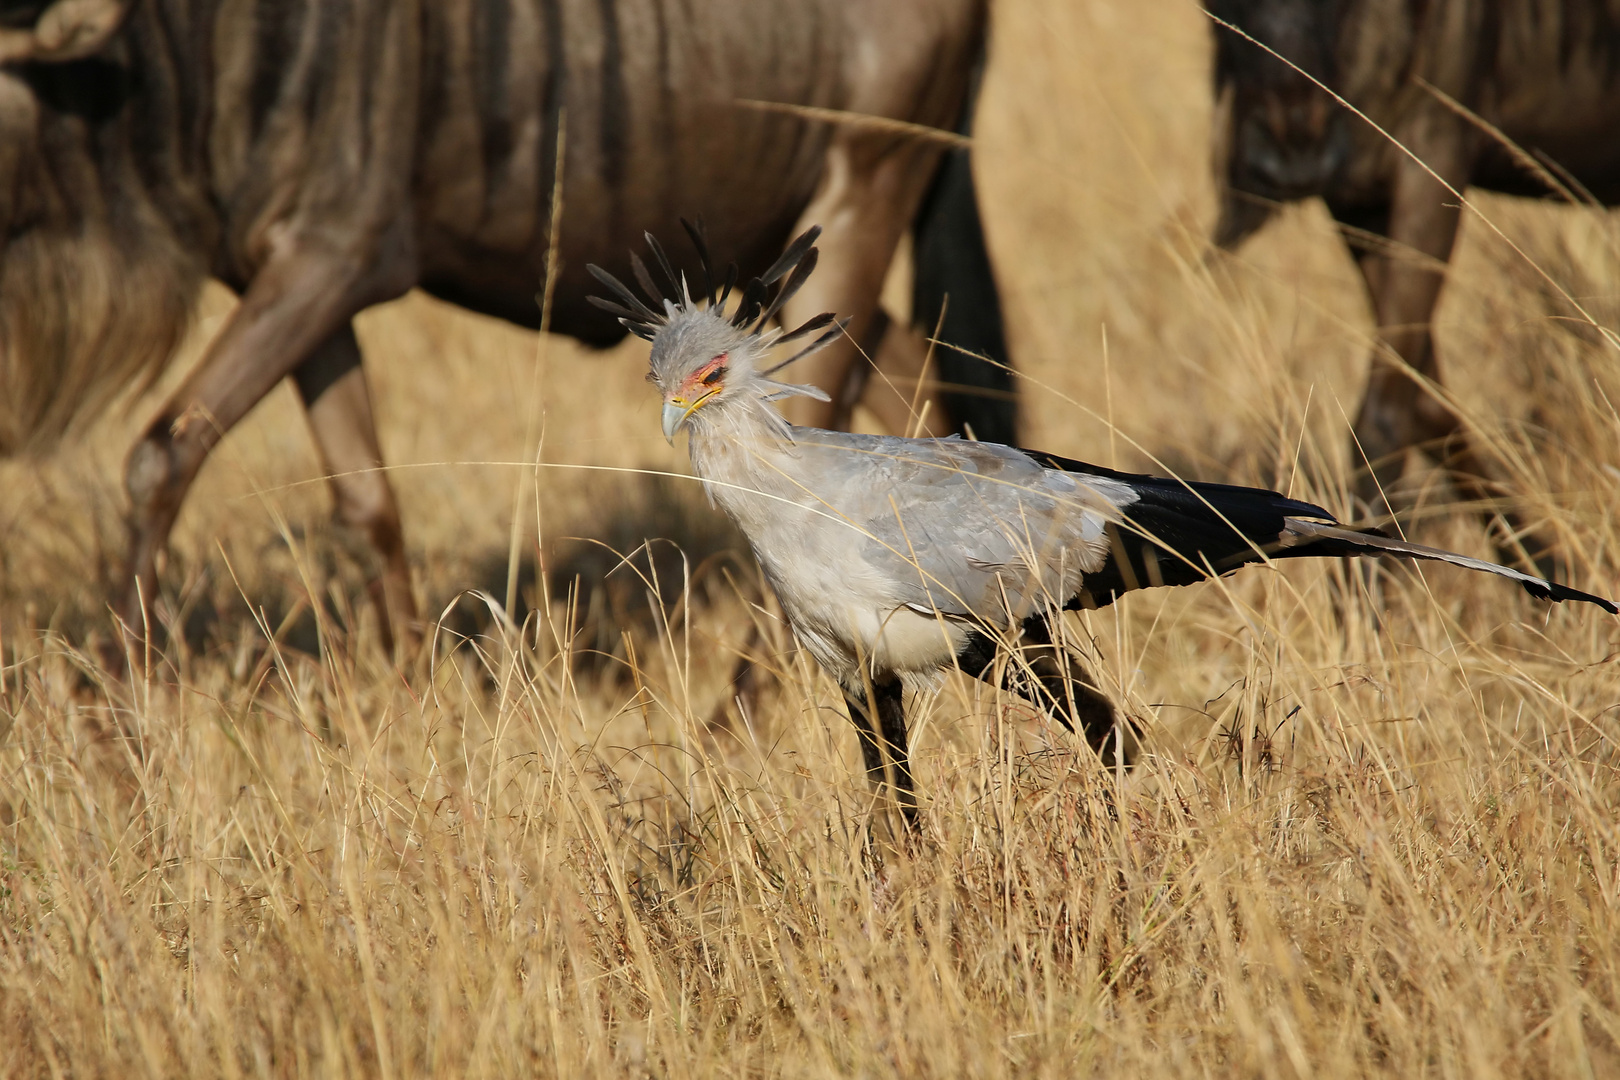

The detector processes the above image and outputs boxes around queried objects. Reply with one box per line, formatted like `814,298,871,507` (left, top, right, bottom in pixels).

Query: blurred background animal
0,0,1013,661
1207,0,1620,564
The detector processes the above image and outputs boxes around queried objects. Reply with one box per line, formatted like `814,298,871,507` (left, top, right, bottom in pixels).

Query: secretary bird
590,224,1617,832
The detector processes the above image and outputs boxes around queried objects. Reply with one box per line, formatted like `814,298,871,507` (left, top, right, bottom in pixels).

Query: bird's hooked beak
660,391,716,444
661,398,691,444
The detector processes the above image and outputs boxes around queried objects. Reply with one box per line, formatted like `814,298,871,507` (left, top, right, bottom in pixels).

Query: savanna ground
4,1,1620,1075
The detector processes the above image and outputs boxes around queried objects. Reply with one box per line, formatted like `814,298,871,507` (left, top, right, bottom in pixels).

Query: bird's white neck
683,395,806,516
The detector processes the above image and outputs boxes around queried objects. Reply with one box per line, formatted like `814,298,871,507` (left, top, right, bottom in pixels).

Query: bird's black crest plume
775,310,837,345
644,231,681,299
755,305,851,379
680,218,717,307
586,222,837,346
730,278,770,329
759,226,822,287
585,264,662,339
628,253,664,314
755,247,820,334
718,262,739,310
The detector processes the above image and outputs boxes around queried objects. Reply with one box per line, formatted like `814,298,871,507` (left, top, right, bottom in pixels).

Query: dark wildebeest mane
0,48,207,454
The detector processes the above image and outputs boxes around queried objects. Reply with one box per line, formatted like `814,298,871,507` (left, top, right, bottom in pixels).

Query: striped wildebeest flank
1206,0,1620,562
0,0,1015,662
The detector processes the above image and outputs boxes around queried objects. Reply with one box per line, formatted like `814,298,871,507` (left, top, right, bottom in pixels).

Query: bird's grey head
588,221,846,443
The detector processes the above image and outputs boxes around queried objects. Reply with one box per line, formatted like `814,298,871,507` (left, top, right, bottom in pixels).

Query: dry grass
4,0,1620,1075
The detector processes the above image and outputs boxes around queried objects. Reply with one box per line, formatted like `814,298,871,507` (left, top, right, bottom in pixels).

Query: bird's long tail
1277,518,1617,612
1045,457,1618,614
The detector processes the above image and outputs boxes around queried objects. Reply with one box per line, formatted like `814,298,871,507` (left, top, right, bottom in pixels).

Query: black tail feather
1279,519,1619,613
1024,450,1617,615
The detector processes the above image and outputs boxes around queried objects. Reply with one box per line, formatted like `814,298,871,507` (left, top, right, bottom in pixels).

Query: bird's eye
702,364,727,385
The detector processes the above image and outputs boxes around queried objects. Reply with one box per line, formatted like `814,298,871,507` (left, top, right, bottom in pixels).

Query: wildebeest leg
843,675,918,833
777,135,951,437
1345,142,1466,510
1341,148,1546,565
828,310,947,437
1329,202,1392,293
116,240,412,665
294,325,418,656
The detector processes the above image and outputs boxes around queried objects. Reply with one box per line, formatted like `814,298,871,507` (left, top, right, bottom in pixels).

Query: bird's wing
789,432,1131,623
1022,451,1341,606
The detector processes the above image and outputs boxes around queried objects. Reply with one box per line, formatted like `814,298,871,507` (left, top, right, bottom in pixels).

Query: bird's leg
1032,658,1121,760
1018,615,1128,764
958,622,1133,766
707,646,758,731
844,685,890,786
872,677,919,833
843,675,918,833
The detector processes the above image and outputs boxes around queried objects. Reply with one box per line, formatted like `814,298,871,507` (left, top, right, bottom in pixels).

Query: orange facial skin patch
681,354,728,398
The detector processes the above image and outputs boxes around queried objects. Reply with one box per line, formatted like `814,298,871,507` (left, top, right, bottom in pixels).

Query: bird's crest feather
586,220,843,368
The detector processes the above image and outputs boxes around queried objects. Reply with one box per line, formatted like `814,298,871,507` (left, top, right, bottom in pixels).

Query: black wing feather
1025,449,1369,606
1028,449,1336,605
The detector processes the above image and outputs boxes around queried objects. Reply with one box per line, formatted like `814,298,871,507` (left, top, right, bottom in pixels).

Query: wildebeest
0,0,1015,658
1208,0,1620,551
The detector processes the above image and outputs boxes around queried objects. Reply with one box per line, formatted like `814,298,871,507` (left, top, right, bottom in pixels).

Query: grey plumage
591,226,1618,832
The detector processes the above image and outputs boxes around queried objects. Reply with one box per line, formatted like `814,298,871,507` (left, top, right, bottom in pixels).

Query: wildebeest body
1210,0,1620,539
0,0,999,654
188,0,918,334
410,0,847,340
